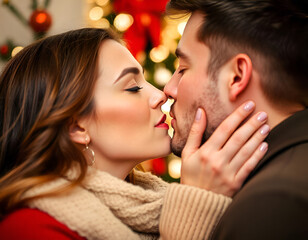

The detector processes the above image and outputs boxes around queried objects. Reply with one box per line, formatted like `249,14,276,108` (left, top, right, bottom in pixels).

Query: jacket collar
244,108,308,184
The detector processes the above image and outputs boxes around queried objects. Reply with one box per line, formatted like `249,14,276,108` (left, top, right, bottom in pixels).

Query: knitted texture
23,167,231,239
160,183,232,240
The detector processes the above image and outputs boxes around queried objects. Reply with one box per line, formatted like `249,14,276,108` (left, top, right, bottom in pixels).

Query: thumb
182,108,207,159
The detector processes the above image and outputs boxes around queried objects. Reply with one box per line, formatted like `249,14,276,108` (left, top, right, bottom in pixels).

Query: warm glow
114,13,134,32
174,58,179,69
161,99,173,114
154,67,172,86
143,70,149,81
140,13,151,26
89,6,104,21
95,18,110,28
177,21,187,36
136,51,146,64
161,98,174,138
95,0,109,6
162,25,180,39
168,158,182,179
36,13,47,23
149,45,169,63
11,46,23,57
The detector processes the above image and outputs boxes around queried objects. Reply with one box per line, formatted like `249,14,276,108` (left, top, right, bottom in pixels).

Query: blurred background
0,0,189,182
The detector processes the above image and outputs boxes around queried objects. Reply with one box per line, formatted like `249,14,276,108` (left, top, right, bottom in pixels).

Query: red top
0,208,85,240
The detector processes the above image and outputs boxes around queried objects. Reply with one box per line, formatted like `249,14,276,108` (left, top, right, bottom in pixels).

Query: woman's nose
150,87,167,109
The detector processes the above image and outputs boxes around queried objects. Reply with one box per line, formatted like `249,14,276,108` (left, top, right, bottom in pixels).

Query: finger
228,124,270,172
219,111,268,162
205,101,256,151
234,142,268,185
182,108,206,159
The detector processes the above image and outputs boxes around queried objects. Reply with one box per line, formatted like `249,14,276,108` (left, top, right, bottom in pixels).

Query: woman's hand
180,101,269,197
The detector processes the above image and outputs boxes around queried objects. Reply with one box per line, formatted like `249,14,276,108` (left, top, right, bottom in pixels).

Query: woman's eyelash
125,86,143,92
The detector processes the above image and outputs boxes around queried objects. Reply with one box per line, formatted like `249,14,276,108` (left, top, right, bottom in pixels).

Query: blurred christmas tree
0,0,53,61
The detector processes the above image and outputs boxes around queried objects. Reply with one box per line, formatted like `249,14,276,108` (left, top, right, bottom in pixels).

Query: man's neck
255,100,305,130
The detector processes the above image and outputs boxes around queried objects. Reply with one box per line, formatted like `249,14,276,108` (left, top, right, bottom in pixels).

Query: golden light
174,58,179,69
101,3,113,16
161,98,174,137
89,6,104,21
114,13,134,32
95,0,109,7
143,70,149,81
154,67,172,86
136,51,146,64
168,158,182,179
95,18,110,28
177,21,187,36
162,25,180,40
11,46,23,57
161,99,173,114
149,45,169,63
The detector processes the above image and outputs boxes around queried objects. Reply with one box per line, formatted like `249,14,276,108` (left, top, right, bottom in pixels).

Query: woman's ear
69,119,89,145
228,54,252,102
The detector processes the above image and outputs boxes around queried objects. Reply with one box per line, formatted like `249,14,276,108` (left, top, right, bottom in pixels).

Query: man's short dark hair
167,0,308,107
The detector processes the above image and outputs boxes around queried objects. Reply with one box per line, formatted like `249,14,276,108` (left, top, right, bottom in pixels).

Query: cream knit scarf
24,167,168,240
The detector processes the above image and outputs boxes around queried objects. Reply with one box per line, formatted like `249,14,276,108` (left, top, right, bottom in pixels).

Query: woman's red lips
155,114,169,129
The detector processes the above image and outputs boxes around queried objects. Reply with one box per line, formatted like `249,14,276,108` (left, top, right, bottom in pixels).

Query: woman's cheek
93,99,150,139
89,100,151,159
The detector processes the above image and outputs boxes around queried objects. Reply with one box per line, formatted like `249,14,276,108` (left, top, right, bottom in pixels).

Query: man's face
164,12,228,156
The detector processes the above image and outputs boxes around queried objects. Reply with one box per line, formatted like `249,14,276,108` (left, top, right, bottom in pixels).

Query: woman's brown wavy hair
0,28,118,219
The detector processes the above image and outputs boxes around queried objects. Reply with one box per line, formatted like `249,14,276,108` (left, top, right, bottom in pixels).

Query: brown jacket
211,108,308,240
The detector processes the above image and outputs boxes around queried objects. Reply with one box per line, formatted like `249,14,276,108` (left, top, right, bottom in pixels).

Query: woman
0,28,269,239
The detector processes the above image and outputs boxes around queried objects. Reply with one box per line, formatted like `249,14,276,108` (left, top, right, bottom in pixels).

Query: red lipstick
155,114,169,129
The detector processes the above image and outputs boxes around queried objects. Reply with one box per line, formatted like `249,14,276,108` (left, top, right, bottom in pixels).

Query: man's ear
69,119,89,145
228,54,252,102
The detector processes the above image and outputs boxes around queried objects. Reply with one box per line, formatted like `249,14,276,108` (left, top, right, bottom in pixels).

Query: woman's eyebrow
114,67,140,84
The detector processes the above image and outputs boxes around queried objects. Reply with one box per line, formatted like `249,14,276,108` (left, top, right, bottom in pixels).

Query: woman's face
85,40,170,174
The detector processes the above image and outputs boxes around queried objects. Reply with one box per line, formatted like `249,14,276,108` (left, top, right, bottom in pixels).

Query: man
164,0,308,239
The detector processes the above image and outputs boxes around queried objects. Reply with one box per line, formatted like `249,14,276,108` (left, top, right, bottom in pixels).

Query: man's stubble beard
170,81,228,157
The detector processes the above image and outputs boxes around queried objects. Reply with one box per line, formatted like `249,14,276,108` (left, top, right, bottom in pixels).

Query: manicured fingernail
244,101,255,111
195,108,202,121
259,142,268,152
257,112,268,122
260,124,270,135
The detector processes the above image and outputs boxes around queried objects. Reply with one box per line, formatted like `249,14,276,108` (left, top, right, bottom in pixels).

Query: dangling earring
84,137,95,166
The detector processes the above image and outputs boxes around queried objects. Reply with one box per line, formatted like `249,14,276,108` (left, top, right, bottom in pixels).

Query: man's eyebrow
175,48,190,62
114,67,141,84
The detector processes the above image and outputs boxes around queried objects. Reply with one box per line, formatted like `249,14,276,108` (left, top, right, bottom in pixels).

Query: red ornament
0,45,9,56
29,9,52,33
114,0,169,58
151,157,167,175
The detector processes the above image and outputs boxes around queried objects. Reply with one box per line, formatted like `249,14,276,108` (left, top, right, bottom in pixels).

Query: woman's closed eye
125,86,143,92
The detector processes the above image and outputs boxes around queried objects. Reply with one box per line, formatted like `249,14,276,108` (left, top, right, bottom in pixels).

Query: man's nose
163,74,178,100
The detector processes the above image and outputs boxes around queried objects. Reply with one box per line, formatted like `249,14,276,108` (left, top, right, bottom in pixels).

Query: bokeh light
95,0,109,7
94,18,110,28
114,13,134,32
11,46,23,57
89,6,104,21
154,67,172,86
168,158,182,179
177,21,187,36
149,45,169,63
